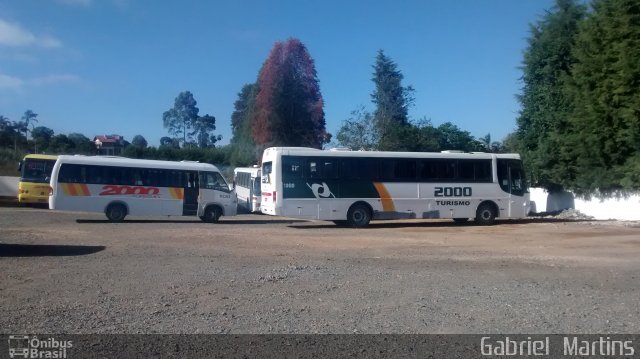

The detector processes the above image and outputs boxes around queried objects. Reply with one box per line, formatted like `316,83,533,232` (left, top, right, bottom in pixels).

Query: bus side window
282,157,303,180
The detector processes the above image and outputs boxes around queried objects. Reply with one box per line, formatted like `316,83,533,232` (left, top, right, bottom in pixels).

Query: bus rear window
262,162,272,183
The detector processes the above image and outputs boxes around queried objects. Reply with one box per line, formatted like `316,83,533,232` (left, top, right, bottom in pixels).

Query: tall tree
563,0,640,195
21,110,38,139
253,38,330,150
371,50,415,150
162,91,200,147
230,83,259,165
516,0,586,189
191,114,222,148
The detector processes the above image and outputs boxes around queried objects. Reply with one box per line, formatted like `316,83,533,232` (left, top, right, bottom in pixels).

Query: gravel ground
1,207,639,334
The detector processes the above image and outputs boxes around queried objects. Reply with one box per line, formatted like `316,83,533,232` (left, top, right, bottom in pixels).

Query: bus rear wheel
202,206,221,223
106,203,127,222
347,203,371,228
475,203,496,225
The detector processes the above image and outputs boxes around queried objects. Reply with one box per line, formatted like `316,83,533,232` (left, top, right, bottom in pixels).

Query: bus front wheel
475,203,496,225
347,203,371,228
202,206,221,223
106,203,127,222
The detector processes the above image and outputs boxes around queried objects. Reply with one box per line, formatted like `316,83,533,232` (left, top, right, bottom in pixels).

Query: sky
0,0,555,147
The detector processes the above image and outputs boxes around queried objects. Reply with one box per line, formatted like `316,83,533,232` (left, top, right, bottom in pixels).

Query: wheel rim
481,209,492,220
353,210,364,223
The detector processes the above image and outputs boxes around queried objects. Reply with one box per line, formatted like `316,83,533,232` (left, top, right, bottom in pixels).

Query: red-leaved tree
252,38,330,149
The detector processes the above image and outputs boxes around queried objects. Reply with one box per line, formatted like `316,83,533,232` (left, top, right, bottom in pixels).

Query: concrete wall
0,176,18,197
530,187,640,220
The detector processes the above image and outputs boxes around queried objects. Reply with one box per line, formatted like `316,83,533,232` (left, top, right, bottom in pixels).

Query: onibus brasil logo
306,182,335,198
8,335,72,358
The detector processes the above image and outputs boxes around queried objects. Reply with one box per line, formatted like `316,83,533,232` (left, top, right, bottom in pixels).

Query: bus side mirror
18,160,23,172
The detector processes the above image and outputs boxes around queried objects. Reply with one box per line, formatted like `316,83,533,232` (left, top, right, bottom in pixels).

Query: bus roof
23,154,58,160
55,155,222,172
262,147,521,160
233,167,261,175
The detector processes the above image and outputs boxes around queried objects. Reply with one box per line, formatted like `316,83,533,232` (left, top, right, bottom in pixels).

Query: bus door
497,160,527,217
183,171,199,216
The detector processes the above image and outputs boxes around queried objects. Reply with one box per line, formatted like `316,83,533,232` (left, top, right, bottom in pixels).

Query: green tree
163,91,200,147
131,135,148,148
371,50,415,150
48,134,73,154
229,84,260,165
31,126,54,153
160,136,179,148
437,122,480,152
20,110,38,139
563,0,640,195
68,133,94,154
253,38,330,150
192,114,222,148
516,0,586,189
336,106,378,150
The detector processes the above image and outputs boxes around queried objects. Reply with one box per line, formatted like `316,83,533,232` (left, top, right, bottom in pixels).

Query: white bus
49,155,237,222
260,147,530,227
233,166,261,213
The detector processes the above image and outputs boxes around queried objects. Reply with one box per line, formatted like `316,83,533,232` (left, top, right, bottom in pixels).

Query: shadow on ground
76,219,306,225
0,243,105,257
288,218,605,229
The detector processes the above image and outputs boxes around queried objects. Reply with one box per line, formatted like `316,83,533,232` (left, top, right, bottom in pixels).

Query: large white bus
49,155,237,222
233,166,261,213
260,147,530,227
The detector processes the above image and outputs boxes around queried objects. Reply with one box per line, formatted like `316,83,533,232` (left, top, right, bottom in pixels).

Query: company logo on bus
99,185,160,198
306,182,335,198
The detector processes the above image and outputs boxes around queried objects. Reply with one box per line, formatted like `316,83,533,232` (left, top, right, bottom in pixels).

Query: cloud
0,73,25,91
0,19,62,48
55,0,93,6
0,72,82,93
30,74,81,86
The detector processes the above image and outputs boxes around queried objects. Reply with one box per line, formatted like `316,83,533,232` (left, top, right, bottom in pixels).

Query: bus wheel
453,218,469,224
475,203,496,226
347,203,371,228
106,203,127,222
202,206,221,223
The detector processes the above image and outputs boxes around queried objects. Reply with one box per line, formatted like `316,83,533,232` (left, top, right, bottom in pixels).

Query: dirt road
1,207,639,334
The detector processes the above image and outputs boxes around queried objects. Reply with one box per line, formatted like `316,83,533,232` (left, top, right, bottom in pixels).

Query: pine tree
371,50,414,151
252,38,329,150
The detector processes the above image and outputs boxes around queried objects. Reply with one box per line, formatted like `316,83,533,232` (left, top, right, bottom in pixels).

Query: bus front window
21,159,56,183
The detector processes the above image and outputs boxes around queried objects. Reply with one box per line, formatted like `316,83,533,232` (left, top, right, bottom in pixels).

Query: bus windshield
20,159,56,183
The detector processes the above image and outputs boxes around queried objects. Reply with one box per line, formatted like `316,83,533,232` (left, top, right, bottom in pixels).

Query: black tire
202,206,222,223
475,203,496,225
105,203,127,222
453,218,469,224
332,220,348,226
346,203,371,228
